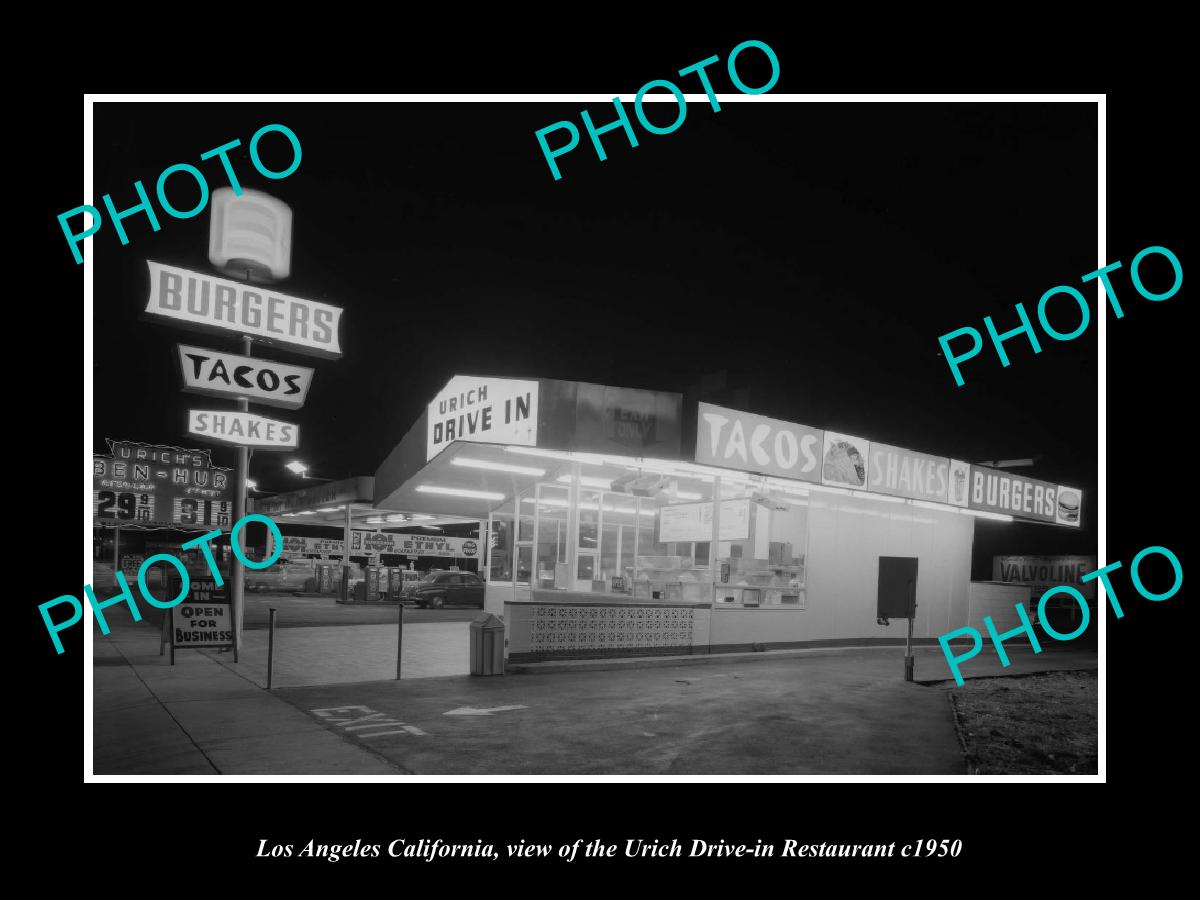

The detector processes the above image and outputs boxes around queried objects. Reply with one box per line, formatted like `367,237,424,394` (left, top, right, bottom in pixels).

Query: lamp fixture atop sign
208,187,293,282
285,461,308,475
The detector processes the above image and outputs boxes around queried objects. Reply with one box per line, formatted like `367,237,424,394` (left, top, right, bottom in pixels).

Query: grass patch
949,670,1097,775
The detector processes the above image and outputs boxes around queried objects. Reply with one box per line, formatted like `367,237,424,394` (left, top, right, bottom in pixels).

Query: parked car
402,571,485,608
246,557,316,592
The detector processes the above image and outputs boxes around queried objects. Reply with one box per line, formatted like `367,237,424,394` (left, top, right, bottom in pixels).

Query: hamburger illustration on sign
821,430,871,489
1055,485,1082,526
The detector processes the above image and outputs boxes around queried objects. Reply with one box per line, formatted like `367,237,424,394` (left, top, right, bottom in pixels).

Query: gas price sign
93,439,234,530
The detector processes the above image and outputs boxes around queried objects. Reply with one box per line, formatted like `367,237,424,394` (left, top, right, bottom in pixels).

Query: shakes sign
144,261,343,358
188,410,299,450
867,442,950,503
426,375,539,461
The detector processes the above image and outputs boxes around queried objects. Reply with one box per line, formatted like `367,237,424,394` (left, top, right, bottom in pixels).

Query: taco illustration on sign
824,440,866,487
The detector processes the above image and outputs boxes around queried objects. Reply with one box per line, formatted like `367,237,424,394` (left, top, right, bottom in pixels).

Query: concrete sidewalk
93,619,403,775
92,609,1097,775
210,622,471,688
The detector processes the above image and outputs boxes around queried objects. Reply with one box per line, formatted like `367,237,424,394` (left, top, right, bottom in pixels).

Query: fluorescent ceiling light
386,514,407,523
849,490,907,504
504,447,577,461
409,514,435,521
298,510,317,515
315,506,343,513
960,508,1014,522
555,474,613,488
416,485,506,501
452,457,545,477
806,483,853,497
281,513,296,517
673,490,703,500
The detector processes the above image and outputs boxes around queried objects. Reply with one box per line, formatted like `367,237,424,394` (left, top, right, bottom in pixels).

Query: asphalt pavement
274,645,1097,775
91,597,1097,776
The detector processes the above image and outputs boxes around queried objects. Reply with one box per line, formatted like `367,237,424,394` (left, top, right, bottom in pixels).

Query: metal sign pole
904,578,916,682
231,334,252,650
341,502,352,603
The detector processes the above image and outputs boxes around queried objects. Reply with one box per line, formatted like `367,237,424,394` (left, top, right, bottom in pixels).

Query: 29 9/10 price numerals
93,489,153,522
92,490,231,527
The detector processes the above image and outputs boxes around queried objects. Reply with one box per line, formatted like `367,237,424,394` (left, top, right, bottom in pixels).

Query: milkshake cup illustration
953,466,966,503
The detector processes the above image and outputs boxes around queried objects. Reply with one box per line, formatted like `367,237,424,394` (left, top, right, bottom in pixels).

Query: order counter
504,589,711,662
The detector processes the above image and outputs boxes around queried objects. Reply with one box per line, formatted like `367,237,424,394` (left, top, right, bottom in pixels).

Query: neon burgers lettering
970,469,1056,516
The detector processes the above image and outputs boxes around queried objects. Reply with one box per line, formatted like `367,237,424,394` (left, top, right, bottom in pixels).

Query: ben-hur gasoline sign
93,439,233,529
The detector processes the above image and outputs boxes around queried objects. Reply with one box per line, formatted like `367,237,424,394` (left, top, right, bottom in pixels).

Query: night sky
92,100,1099,567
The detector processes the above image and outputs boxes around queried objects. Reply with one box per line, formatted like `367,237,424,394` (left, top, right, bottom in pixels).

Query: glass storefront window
579,489,600,550
516,544,533,583
535,484,569,589
518,496,535,543
712,480,810,608
600,493,638,589
489,513,513,582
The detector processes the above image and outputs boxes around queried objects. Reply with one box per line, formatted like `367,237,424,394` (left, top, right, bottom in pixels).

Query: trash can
469,613,505,676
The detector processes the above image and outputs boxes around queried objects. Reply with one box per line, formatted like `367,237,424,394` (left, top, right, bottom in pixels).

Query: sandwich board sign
163,575,237,664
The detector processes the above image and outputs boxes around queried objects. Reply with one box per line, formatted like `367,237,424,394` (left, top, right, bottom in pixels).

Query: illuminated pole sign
187,410,300,450
176,343,314,410
93,440,234,529
144,260,344,359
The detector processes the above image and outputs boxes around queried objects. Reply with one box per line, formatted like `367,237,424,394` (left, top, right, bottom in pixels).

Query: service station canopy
248,476,476,530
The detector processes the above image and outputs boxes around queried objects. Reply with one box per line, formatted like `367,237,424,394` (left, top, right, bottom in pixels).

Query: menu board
659,499,751,542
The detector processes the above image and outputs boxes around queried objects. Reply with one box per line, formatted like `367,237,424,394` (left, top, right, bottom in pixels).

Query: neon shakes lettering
867,444,950,502
39,513,283,654
189,412,296,445
938,245,1183,386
